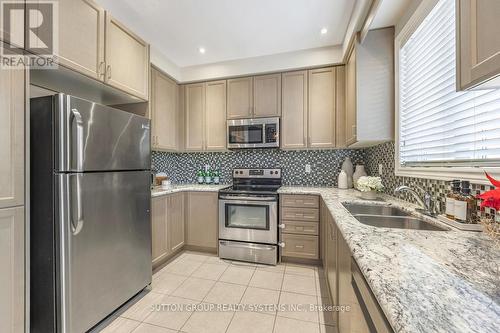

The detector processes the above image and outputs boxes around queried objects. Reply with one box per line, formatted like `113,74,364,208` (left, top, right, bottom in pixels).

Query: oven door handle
219,195,277,202
219,241,276,251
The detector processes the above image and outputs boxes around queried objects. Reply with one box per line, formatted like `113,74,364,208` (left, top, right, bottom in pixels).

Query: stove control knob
270,171,274,175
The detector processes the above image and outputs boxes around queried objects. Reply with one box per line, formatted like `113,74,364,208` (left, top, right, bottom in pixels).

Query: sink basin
342,203,447,231
352,214,447,231
343,203,411,217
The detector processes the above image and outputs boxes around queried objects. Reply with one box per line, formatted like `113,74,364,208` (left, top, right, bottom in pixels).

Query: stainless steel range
218,168,282,265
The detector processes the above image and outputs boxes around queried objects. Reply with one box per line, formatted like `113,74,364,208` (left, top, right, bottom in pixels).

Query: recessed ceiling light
321,27,328,35
199,47,206,54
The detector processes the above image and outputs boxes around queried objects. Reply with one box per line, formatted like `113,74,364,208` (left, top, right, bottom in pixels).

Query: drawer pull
295,245,304,249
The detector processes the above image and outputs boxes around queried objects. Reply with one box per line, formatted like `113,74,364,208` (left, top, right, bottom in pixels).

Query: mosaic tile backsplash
153,142,496,219
364,141,495,218
152,149,365,187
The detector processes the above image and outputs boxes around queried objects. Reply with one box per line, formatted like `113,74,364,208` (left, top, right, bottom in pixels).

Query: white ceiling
96,0,355,67
371,0,414,29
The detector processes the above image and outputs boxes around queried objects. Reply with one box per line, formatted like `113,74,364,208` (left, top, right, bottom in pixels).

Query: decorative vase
341,157,354,188
338,170,348,189
204,176,212,184
197,176,204,184
353,165,367,189
361,190,377,200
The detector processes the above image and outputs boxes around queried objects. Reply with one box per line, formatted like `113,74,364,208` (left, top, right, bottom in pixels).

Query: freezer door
56,94,151,172
57,171,151,333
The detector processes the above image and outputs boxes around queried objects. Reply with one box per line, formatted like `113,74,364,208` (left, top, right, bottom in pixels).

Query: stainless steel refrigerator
30,94,152,333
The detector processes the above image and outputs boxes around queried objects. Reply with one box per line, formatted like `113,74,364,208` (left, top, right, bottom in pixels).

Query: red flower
476,172,500,211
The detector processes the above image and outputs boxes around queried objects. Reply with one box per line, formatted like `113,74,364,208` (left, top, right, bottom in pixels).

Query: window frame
394,0,500,184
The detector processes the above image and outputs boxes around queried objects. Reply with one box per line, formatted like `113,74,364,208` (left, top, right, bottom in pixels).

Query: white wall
151,45,343,83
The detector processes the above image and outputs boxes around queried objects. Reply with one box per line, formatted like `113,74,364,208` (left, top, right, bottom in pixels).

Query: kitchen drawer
281,194,319,208
281,234,319,259
282,221,319,235
281,207,319,222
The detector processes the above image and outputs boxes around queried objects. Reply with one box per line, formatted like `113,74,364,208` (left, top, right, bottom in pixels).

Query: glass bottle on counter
445,180,460,219
454,181,476,223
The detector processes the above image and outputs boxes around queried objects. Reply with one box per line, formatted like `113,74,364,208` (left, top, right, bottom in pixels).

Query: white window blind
399,0,500,167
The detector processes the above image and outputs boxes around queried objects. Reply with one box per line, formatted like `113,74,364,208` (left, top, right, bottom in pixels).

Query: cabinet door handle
98,61,106,79
106,65,112,80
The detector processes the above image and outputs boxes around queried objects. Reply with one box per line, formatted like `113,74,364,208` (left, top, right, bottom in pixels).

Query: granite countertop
278,186,500,333
151,184,229,197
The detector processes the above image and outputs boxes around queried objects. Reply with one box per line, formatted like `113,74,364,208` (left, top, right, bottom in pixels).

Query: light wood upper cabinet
186,192,218,250
152,196,169,266
205,80,227,151
58,0,105,80
167,192,185,252
345,27,394,148
151,67,179,151
227,77,253,119
0,0,24,48
253,73,281,117
184,83,205,151
0,207,24,333
282,70,308,149
104,13,150,100
457,0,500,90
0,55,24,209
308,67,336,148
335,66,347,148
345,49,357,146
184,80,227,152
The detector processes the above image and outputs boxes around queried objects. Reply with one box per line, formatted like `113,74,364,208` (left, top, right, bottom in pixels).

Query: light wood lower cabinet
186,192,218,250
0,52,24,209
152,193,186,267
167,192,185,252
280,194,319,260
151,67,180,151
337,225,371,333
0,206,25,333
152,196,169,266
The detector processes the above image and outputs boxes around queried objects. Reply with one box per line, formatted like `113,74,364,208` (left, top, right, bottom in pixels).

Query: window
397,0,500,174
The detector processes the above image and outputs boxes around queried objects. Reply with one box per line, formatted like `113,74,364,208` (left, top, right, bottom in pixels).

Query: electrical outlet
305,164,312,173
378,164,384,175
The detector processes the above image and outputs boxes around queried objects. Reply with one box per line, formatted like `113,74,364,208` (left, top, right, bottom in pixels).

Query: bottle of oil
455,181,476,223
445,180,460,219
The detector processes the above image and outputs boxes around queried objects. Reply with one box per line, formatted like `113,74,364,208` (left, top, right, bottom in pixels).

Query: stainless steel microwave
227,117,280,149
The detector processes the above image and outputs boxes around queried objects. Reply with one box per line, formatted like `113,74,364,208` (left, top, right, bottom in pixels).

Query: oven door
219,196,277,244
227,123,265,148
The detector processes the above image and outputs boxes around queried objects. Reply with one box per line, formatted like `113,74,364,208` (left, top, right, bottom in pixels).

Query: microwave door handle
262,124,266,143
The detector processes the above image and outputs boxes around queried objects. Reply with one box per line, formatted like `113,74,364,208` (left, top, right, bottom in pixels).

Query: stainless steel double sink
342,203,447,231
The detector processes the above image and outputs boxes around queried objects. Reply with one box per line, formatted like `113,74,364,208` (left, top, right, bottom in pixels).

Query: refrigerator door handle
70,108,84,170
70,174,84,235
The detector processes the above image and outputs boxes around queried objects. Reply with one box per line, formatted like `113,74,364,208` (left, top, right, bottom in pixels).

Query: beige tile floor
92,251,337,333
